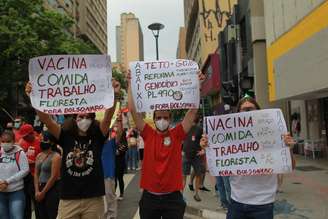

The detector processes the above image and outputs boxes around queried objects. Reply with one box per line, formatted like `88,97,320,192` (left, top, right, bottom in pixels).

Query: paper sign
205,109,292,176
29,55,113,115
129,59,200,112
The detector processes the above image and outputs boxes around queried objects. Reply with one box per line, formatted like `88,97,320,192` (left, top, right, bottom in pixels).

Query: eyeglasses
240,107,256,112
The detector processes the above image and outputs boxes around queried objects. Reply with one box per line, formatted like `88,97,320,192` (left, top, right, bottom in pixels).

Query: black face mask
40,142,51,151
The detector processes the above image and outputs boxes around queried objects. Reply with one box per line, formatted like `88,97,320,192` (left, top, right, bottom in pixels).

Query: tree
0,0,99,122
112,68,127,90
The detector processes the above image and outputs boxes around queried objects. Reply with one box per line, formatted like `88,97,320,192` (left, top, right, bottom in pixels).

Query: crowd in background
0,73,295,219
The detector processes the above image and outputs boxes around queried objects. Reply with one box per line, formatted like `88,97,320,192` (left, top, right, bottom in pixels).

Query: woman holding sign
200,96,296,219
25,80,121,219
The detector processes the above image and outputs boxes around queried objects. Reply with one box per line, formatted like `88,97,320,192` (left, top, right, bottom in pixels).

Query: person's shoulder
52,152,61,161
142,123,155,133
171,123,184,134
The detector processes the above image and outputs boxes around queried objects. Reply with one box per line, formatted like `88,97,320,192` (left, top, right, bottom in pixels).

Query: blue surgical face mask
14,122,21,129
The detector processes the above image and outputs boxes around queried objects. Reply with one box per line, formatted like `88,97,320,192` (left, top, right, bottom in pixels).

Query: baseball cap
19,124,34,137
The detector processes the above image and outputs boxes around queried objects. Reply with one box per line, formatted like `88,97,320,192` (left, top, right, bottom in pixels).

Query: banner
205,109,292,176
129,59,199,112
29,55,113,115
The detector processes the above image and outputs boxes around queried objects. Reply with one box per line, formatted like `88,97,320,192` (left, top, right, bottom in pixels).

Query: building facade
184,0,236,67
218,0,272,106
76,0,107,54
183,0,236,116
116,13,144,73
176,27,187,59
45,0,108,54
264,0,328,156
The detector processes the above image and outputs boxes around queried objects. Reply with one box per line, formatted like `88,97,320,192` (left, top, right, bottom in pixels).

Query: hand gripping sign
129,59,200,112
29,55,113,115
204,109,293,176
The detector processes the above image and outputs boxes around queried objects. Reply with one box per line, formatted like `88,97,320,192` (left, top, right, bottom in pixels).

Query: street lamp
148,23,165,60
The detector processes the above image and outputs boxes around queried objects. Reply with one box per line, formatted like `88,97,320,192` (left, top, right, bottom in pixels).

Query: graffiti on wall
200,0,233,42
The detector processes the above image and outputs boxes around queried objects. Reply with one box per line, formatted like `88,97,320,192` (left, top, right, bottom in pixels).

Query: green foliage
0,0,99,117
112,68,127,90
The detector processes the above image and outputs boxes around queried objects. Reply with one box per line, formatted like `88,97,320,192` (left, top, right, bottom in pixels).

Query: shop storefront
201,53,221,116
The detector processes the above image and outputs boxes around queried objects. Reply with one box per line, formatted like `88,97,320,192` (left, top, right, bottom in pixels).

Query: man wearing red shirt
17,124,41,219
128,71,205,219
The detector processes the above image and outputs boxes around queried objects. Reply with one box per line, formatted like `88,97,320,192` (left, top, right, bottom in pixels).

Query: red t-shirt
14,129,23,143
140,123,186,193
18,138,41,175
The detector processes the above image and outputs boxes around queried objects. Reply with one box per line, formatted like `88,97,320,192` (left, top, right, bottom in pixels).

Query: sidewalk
183,155,328,219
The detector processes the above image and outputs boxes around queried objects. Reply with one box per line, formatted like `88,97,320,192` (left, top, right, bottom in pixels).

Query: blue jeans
0,189,25,219
127,147,138,169
227,199,273,219
216,176,231,208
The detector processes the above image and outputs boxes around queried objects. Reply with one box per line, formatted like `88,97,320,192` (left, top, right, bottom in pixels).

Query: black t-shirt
58,127,107,199
182,125,203,159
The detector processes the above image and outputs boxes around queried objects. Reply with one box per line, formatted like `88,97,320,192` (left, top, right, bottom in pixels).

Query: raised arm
127,70,145,132
182,71,206,133
100,79,121,136
25,82,61,139
181,109,198,133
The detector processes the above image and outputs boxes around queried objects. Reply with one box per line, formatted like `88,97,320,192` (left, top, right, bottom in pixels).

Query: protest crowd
0,56,296,219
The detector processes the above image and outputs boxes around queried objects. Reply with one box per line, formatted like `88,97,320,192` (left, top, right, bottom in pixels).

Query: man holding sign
25,54,121,219
127,63,205,219
201,96,295,219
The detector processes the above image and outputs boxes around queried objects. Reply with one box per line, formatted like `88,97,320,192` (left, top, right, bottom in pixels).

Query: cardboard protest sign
129,59,200,112
205,109,292,176
29,55,113,115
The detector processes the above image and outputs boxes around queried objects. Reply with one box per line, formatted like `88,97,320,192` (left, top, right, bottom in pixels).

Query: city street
1,0,328,219
115,155,328,219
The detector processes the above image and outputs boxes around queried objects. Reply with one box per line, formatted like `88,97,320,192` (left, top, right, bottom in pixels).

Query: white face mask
77,119,92,132
155,119,170,132
1,143,14,152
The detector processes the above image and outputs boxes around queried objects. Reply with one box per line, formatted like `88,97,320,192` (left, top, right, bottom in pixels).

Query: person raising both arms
127,69,206,219
25,79,121,219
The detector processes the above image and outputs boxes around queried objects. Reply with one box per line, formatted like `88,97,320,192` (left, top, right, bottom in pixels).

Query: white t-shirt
138,136,144,149
230,174,278,205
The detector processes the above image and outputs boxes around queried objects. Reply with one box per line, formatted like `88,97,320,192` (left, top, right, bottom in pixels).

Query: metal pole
235,26,242,99
155,35,159,60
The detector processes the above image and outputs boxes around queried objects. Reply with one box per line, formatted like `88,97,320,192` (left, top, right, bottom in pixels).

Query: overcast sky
107,0,184,62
